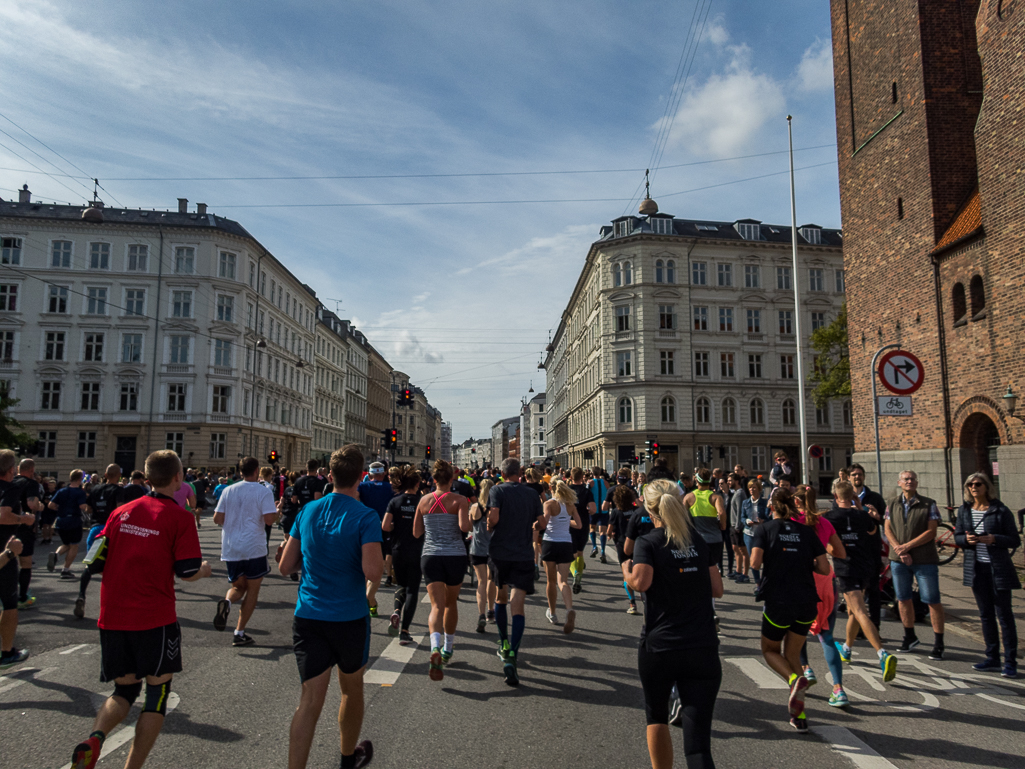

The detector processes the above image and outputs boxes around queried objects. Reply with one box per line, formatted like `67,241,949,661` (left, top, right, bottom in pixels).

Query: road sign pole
871,343,901,489
787,116,811,486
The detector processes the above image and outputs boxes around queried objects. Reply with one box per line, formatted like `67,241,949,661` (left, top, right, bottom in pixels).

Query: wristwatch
2,549,13,561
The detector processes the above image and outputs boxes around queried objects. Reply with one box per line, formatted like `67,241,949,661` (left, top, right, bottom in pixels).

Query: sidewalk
932,555,1024,656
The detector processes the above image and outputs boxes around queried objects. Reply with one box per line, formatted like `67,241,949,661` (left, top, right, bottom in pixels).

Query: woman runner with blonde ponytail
540,480,582,633
623,479,723,769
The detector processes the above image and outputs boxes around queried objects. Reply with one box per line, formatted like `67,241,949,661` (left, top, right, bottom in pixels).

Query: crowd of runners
0,445,1020,768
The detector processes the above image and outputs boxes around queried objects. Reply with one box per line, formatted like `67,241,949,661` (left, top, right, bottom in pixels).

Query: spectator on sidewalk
954,472,1020,679
884,470,945,659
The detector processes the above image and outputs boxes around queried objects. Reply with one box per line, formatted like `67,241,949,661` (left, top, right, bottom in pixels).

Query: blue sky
0,0,840,441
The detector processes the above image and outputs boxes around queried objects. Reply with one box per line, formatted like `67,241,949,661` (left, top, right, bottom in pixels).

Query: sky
0,0,841,442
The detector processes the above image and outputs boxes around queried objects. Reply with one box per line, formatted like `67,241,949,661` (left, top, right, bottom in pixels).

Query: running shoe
836,641,852,664
61,569,75,580
897,636,920,653
546,608,558,625
232,633,255,647
429,649,444,681
369,604,378,618
73,597,85,619
828,687,850,708
789,712,809,734
0,647,29,668
17,596,36,610
626,603,639,615
600,553,607,564
399,630,414,646
880,651,898,683
477,614,487,633
486,609,495,623
350,740,374,768
668,685,683,726
590,547,598,558
788,674,810,716
503,651,519,687
440,648,453,665
803,667,817,687
388,611,400,637
71,734,102,769
1002,664,1018,679
929,645,944,661
972,658,1002,672
47,551,57,572
564,610,576,634
214,599,230,631
497,639,512,663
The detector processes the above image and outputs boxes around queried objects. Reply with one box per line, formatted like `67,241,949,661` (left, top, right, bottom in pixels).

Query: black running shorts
488,558,535,595
293,615,370,681
761,602,817,643
392,556,423,589
421,554,467,586
570,525,589,553
0,561,18,611
15,525,35,556
58,526,83,546
469,554,489,566
541,540,574,564
100,621,183,682
836,568,874,595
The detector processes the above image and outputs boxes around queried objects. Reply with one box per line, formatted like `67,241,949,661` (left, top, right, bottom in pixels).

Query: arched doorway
959,412,1001,495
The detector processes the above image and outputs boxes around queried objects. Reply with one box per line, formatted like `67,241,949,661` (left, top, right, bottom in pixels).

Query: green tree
809,302,851,408
0,387,33,451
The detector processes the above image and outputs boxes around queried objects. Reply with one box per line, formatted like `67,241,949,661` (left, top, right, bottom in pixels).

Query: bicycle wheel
934,522,959,565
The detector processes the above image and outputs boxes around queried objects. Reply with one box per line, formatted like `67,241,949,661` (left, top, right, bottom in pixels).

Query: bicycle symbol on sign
886,398,903,410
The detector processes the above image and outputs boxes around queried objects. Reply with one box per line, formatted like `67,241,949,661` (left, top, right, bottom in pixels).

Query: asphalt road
2,521,1024,769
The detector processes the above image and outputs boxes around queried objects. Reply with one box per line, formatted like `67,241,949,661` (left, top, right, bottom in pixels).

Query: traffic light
387,429,398,449
425,445,432,459
268,450,280,463
652,442,659,458
402,389,414,405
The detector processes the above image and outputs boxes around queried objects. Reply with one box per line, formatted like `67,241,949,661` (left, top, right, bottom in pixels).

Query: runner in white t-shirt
212,457,277,647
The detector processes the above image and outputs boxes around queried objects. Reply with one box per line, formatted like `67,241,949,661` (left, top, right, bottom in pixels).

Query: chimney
197,203,207,215
18,184,31,203
177,198,188,214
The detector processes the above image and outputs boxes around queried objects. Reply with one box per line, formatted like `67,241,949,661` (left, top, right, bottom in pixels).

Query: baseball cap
369,462,385,475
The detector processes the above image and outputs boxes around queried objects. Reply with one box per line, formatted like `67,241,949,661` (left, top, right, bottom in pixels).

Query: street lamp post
787,116,811,486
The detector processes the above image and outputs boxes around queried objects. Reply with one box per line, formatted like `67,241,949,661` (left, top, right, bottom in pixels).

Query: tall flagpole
788,115,811,485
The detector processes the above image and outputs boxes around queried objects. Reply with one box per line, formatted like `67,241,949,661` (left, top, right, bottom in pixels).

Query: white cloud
393,330,444,365
797,39,834,93
655,45,786,158
455,224,596,277
703,19,729,46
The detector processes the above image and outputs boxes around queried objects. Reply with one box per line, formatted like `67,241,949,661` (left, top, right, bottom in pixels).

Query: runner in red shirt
70,450,212,769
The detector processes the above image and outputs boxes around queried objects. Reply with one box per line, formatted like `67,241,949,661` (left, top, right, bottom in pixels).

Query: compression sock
600,535,607,554
18,568,31,602
78,570,91,599
444,633,454,653
569,559,578,577
590,531,597,548
819,630,843,687
402,586,419,629
394,586,405,613
751,568,761,583
495,603,508,642
511,614,525,652
430,631,442,650
623,581,633,601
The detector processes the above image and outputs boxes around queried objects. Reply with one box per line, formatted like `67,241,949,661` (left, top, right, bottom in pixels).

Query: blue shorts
890,561,940,604
226,556,270,583
591,512,610,527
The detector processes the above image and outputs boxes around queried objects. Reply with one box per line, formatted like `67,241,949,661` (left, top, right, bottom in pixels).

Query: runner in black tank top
382,467,424,646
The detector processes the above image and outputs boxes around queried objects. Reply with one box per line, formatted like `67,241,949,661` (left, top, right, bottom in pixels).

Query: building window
214,339,232,367
212,386,230,414
720,352,735,378
692,261,707,285
660,350,675,375
38,431,57,458
613,263,622,287
172,290,192,318
748,354,762,378
744,265,760,288
168,383,187,412
782,398,797,426
51,240,71,268
722,398,737,426
818,447,833,472
122,334,143,363
835,269,845,293
614,220,631,238
952,283,967,322
88,243,110,270
693,306,708,331
655,260,664,283
694,351,709,377
169,336,191,364
83,333,104,362
659,304,675,329
746,309,761,333
77,431,97,458
80,382,100,411
219,252,236,279
41,381,61,410
719,307,734,332
0,331,13,360
651,217,673,235
45,331,65,361
969,275,985,316
661,396,676,423
166,432,184,456
217,295,234,322
0,284,17,312
210,432,227,459
811,311,826,331
777,310,793,335
816,404,830,426
750,398,764,425
801,227,823,245
48,285,69,313
695,397,711,425
125,289,145,316
842,400,852,427
618,397,632,424
780,354,795,379
128,244,148,271
736,222,760,240
777,266,792,290
1,237,21,265
751,446,766,471
666,260,676,283
623,261,633,285
809,268,824,292
616,351,632,377
174,247,195,274
86,286,107,314
717,263,733,287
119,383,138,411
615,305,631,332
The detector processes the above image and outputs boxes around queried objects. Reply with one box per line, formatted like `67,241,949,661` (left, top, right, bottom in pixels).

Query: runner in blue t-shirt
278,445,382,769
358,462,395,617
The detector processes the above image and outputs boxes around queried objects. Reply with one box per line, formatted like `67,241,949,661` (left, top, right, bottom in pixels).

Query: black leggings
638,644,721,768
392,558,423,631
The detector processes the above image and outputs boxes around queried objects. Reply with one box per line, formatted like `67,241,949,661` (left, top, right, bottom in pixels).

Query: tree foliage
0,388,33,451
809,302,851,408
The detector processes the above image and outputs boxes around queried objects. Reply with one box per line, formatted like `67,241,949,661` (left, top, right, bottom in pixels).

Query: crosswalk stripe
365,635,426,686
723,658,787,689
814,725,899,769
60,644,89,655
0,666,57,695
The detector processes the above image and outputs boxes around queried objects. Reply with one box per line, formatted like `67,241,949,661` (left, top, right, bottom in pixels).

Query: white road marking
976,693,1025,711
724,658,787,689
57,692,180,769
365,634,425,686
0,666,57,695
814,725,900,769
60,644,89,655
849,667,886,692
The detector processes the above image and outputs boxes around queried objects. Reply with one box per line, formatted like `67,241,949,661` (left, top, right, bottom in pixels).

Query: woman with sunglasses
954,473,1021,678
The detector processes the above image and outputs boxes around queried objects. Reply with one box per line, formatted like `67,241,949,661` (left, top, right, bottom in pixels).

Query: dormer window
799,226,823,245
736,222,761,240
696,224,718,232
651,217,673,235
614,220,632,238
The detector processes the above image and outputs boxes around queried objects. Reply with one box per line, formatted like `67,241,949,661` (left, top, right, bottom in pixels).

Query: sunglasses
967,482,985,488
